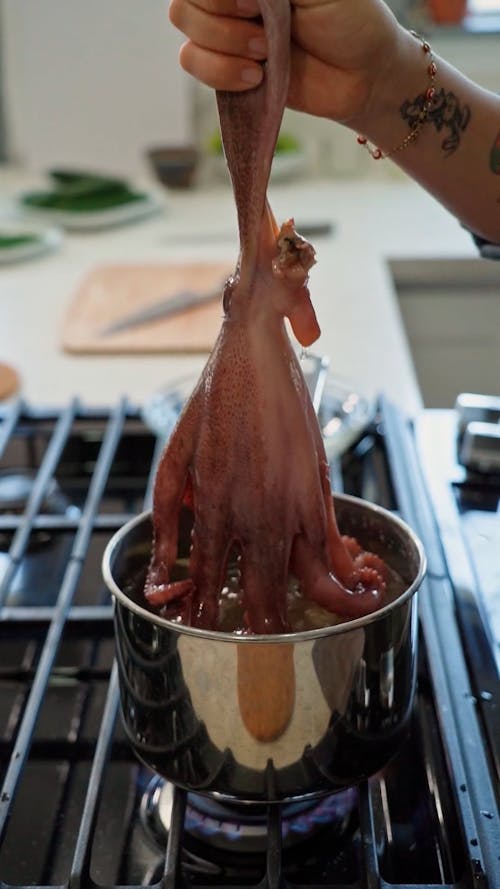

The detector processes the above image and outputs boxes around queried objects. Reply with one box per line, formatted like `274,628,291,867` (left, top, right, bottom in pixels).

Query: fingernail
241,66,262,85
237,0,260,12
248,36,267,56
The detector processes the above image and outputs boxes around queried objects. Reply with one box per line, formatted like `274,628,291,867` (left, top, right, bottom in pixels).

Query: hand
169,0,402,128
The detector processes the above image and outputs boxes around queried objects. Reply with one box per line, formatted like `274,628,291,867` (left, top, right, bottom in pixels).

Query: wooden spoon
237,643,295,742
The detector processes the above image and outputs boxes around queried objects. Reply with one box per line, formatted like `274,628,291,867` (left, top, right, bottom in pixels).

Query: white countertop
0,167,477,416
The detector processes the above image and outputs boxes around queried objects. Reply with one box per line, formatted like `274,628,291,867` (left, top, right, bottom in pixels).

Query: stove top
0,395,498,888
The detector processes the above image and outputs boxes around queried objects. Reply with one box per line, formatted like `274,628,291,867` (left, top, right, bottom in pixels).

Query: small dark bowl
147,145,198,190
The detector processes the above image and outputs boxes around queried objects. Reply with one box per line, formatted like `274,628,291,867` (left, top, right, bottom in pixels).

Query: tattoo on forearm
400,89,471,157
490,131,500,174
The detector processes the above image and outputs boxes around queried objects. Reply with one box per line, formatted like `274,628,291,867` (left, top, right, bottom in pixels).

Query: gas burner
140,777,357,856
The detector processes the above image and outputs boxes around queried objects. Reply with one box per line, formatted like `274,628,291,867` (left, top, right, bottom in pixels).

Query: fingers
170,0,267,60
186,0,261,17
170,0,266,90
179,41,263,90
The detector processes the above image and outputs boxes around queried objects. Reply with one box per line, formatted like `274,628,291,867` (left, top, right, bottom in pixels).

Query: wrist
348,26,435,151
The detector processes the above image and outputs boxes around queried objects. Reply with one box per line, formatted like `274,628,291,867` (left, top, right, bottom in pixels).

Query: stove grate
0,399,498,889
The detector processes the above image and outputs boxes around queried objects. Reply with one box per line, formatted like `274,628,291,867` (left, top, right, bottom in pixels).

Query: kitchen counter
0,167,478,416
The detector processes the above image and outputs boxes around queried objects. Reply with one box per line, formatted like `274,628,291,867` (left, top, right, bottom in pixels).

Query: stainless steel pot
103,494,425,803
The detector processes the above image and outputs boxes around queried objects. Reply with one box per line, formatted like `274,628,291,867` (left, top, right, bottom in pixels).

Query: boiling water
201,559,405,633
124,549,406,634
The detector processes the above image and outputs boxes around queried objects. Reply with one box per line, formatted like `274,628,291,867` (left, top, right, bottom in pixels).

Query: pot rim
102,492,426,644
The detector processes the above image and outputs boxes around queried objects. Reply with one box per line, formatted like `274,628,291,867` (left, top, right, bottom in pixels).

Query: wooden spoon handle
237,643,295,742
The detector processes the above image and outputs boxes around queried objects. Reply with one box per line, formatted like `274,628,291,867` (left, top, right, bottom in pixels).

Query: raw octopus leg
145,0,386,633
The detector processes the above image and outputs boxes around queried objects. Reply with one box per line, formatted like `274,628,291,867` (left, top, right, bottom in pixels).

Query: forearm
352,27,500,244
169,0,500,242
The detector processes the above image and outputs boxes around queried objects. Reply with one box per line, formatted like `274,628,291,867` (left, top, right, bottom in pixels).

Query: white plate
18,192,164,232
0,222,64,265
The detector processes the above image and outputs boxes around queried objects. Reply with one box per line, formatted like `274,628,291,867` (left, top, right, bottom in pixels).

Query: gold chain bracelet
356,30,437,160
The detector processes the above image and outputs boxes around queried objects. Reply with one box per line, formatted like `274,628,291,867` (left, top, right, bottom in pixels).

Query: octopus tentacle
302,393,356,585
145,394,200,602
291,536,383,618
216,1,290,291
145,577,194,609
240,540,291,634
188,508,233,629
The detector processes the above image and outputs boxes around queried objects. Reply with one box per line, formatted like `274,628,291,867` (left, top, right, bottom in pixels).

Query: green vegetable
0,233,40,249
275,132,301,153
22,189,146,212
21,170,146,213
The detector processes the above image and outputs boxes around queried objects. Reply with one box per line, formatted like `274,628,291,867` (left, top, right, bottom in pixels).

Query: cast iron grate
0,397,498,888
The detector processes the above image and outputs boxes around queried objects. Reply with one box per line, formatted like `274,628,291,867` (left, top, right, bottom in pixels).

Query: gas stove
0,393,498,888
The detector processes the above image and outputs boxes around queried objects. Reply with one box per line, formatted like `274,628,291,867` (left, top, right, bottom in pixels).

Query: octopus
144,0,387,634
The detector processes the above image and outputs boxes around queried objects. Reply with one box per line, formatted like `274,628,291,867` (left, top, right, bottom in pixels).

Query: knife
165,221,334,245
99,285,222,337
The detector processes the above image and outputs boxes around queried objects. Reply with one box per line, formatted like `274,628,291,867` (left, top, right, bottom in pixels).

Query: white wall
1,0,193,177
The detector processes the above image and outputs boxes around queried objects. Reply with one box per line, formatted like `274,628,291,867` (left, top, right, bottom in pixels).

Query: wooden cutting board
0,362,20,400
61,262,231,354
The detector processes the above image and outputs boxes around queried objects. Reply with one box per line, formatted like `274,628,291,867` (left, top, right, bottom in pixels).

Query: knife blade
165,221,334,245
99,286,222,337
